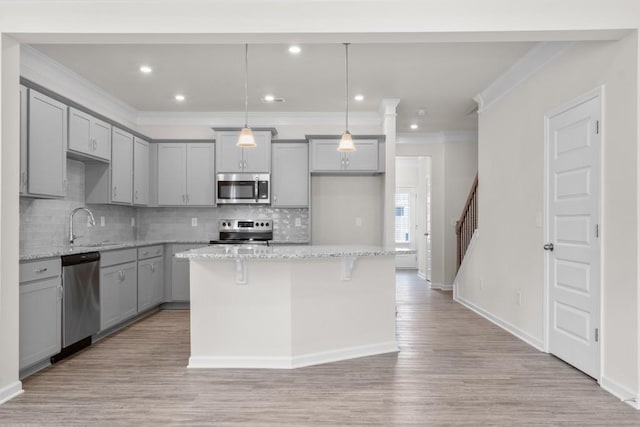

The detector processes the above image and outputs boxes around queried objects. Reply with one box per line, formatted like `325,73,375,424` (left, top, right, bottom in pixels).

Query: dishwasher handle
61,252,101,266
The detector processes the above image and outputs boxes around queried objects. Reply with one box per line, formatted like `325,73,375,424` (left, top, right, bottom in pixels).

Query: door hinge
595,328,599,342
596,224,599,238
596,120,600,135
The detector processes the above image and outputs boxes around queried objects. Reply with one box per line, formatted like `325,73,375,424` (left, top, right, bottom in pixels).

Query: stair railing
456,174,478,270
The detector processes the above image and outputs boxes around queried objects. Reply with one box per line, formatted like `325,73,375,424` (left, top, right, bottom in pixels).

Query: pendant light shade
237,43,256,148
338,43,356,152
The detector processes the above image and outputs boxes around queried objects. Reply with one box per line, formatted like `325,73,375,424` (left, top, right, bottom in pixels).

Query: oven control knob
222,222,226,227
265,222,269,227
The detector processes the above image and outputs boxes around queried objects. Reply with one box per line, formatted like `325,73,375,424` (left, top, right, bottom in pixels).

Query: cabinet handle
273,194,277,202
151,264,155,273
22,171,27,185
244,161,247,169
345,157,350,167
57,284,63,300
186,194,190,203
143,251,149,256
239,160,243,170
135,190,138,200
113,186,117,198
34,267,48,273
93,139,97,150
182,194,186,203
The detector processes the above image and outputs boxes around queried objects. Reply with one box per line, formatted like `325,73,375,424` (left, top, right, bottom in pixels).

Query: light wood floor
1,271,639,426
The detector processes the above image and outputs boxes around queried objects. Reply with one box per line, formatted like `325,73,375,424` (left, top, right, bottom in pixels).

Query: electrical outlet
295,218,301,227
517,291,522,306
131,217,135,227
192,217,198,227
100,216,106,227
355,217,362,227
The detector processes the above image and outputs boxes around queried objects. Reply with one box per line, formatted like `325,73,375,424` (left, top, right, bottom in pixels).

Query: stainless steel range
209,219,273,245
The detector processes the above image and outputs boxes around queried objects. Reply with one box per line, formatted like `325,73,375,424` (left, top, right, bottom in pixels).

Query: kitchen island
175,245,407,369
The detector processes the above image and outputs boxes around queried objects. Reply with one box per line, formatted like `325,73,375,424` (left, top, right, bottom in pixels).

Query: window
395,193,410,243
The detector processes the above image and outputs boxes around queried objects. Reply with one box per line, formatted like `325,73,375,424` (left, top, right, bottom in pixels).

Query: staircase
456,174,478,270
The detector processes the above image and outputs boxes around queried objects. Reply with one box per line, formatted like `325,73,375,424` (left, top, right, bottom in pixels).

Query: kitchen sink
79,242,124,248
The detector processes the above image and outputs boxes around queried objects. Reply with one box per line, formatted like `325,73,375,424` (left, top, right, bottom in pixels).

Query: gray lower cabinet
272,142,309,207
19,258,62,371
99,249,138,331
138,257,163,312
169,244,204,302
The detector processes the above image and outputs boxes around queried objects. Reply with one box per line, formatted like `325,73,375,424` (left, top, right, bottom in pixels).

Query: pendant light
338,42,356,152
237,43,256,148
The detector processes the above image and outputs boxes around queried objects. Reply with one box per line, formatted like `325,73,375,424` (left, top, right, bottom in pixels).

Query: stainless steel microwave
216,173,270,205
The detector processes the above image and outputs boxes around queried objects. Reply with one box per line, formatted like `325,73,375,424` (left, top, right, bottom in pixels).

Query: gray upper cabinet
111,128,133,204
216,131,271,173
20,85,28,195
309,139,380,173
157,142,215,206
133,137,149,206
68,107,111,162
26,89,68,198
272,143,309,207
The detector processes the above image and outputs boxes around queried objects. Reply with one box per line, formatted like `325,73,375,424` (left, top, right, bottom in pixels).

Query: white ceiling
32,42,535,132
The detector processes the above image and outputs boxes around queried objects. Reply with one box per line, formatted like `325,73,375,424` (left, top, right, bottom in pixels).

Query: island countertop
175,244,414,261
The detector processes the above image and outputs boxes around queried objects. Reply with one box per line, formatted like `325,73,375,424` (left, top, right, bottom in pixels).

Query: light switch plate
355,217,362,227
100,216,105,227
192,217,198,227
131,217,135,227
295,218,301,227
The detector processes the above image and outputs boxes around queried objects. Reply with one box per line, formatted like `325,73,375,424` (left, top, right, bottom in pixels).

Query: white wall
0,34,22,404
311,176,384,246
455,35,638,396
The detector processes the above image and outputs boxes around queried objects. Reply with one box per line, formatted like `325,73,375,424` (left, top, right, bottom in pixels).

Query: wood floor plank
0,271,639,426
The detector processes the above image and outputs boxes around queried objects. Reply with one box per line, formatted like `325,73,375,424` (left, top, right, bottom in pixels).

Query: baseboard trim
600,376,640,409
188,341,399,369
0,381,23,406
454,294,544,351
429,282,453,291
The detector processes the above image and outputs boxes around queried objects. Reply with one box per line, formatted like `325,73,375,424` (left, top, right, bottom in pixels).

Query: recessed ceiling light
263,94,275,102
139,65,152,74
410,124,418,130
175,94,185,102
288,45,301,54
354,94,364,102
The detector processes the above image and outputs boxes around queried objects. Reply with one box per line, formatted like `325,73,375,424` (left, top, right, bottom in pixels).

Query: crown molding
473,41,573,113
20,45,139,128
379,98,401,116
136,111,381,127
397,132,444,145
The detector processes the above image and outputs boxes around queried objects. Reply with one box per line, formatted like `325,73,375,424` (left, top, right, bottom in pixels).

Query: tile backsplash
20,159,309,253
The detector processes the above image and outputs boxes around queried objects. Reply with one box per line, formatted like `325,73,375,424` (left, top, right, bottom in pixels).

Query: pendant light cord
244,43,249,128
344,43,350,133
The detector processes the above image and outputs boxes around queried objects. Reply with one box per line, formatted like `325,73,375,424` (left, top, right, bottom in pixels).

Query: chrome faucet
69,207,96,245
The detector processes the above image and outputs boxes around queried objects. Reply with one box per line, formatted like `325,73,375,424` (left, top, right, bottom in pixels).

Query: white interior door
395,187,418,268
546,94,601,379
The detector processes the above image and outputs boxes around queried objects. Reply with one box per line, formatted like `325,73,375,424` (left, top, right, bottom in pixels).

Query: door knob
543,243,554,251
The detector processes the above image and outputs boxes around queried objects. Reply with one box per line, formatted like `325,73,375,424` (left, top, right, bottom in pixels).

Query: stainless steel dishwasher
51,252,100,363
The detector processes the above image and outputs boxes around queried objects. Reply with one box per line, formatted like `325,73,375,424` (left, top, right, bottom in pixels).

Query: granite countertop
19,240,210,261
19,240,312,261
175,245,415,261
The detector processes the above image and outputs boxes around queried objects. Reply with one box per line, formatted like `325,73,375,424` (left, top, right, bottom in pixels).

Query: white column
380,99,400,248
0,34,23,405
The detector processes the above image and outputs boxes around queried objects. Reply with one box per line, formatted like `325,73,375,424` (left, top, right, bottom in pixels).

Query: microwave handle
254,178,258,203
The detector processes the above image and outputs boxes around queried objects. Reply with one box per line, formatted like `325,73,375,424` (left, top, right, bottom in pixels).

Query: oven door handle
254,178,259,203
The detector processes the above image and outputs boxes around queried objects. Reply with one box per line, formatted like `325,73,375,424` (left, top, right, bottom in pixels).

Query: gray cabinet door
19,277,62,370
310,140,342,171
215,132,244,173
170,244,203,302
133,137,149,205
157,143,187,205
111,128,133,204
100,265,120,331
242,132,271,172
20,85,28,195
186,143,215,206
272,143,309,207
28,89,67,197
137,257,162,312
118,262,138,321
91,118,111,161
344,139,379,171
69,108,111,161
